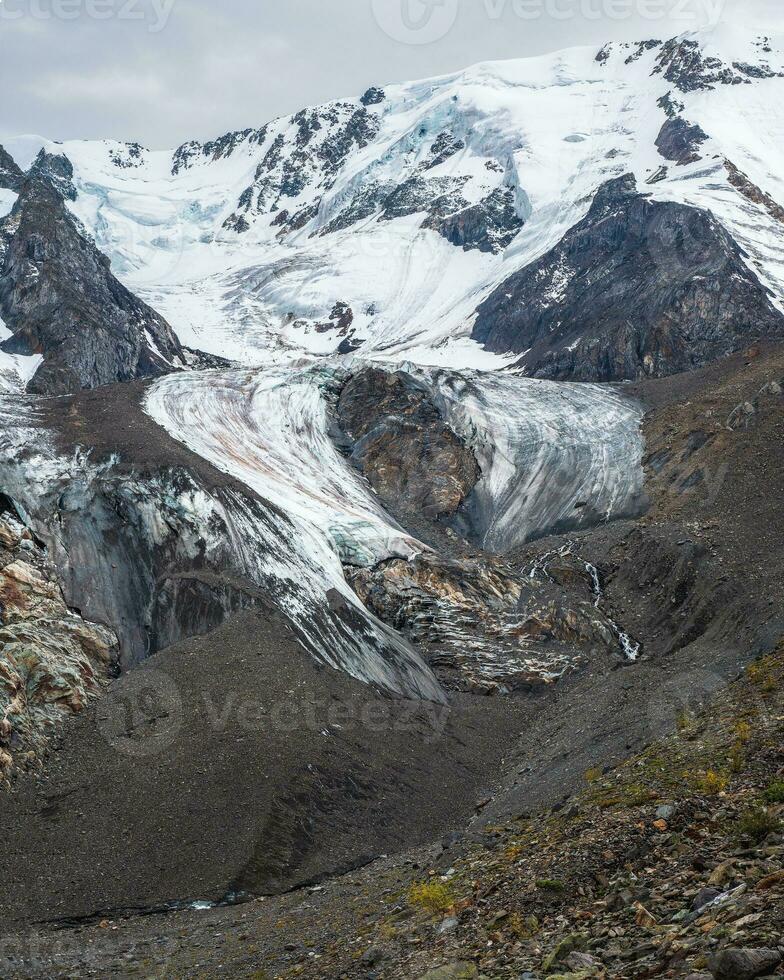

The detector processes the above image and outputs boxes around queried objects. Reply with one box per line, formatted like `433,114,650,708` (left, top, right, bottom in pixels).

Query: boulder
710,948,782,980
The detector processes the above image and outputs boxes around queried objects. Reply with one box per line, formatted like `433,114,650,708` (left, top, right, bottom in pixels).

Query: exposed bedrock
333,365,647,690
0,511,118,785
28,149,78,201
0,146,24,192
349,551,627,694
471,174,784,381
335,367,480,528
336,365,646,553
0,148,186,395
655,116,708,165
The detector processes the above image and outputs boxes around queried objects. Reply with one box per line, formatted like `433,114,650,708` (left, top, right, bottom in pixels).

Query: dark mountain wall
0,146,185,395
472,174,784,381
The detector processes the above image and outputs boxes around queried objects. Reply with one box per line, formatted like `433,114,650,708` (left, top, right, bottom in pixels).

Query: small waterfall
528,542,641,662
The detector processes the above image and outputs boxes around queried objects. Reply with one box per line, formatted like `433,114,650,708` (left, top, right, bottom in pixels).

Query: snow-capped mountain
4,26,784,932
6,26,784,373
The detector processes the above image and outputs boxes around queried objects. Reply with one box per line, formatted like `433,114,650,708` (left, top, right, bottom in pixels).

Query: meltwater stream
528,542,641,662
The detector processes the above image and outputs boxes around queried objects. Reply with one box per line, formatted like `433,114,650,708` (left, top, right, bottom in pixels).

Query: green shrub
763,780,784,804
536,879,566,893
736,807,782,843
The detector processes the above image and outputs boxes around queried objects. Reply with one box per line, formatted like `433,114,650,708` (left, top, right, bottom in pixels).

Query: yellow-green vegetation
504,841,526,861
590,780,658,809
408,879,456,916
733,719,752,743
535,878,566,893
727,741,746,773
507,913,540,939
747,655,780,694
735,807,782,843
583,767,602,784
763,779,784,803
677,709,693,733
691,769,729,795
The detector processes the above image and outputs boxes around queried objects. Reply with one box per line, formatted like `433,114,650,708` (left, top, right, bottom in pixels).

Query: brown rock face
725,159,784,224
0,516,117,783
350,551,620,692
336,368,480,524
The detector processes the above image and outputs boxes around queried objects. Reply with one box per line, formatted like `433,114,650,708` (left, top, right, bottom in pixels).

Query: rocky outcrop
336,368,479,525
471,174,784,381
0,147,23,192
360,86,385,107
651,37,781,91
171,127,266,175
349,550,624,692
223,103,381,235
0,165,186,395
655,117,708,165
109,142,146,169
423,185,524,254
0,514,117,784
380,174,469,223
325,173,524,252
725,160,784,224
28,149,77,201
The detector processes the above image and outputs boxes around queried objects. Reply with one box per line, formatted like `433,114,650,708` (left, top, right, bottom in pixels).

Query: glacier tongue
144,362,422,569
0,390,445,704
144,359,644,563
411,367,646,552
143,359,645,657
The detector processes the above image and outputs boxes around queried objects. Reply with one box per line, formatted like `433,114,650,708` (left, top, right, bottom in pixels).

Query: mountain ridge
6,27,784,374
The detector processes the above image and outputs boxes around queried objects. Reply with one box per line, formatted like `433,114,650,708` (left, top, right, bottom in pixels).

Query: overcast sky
0,0,781,148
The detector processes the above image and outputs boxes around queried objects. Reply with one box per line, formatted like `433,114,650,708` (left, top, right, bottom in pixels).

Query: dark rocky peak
28,149,77,201
380,173,468,222
223,103,381,236
657,91,685,119
0,145,24,192
655,116,708,165
624,39,662,64
423,131,465,170
0,172,185,394
316,105,379,170
649,36,782,91
171,127,265,175
595,39,661,65
471,173,784,381
732,60,784,80
653,38,728,90
109,142,147,169
423,184,524,254
588,173,641,214
360,86,385,106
